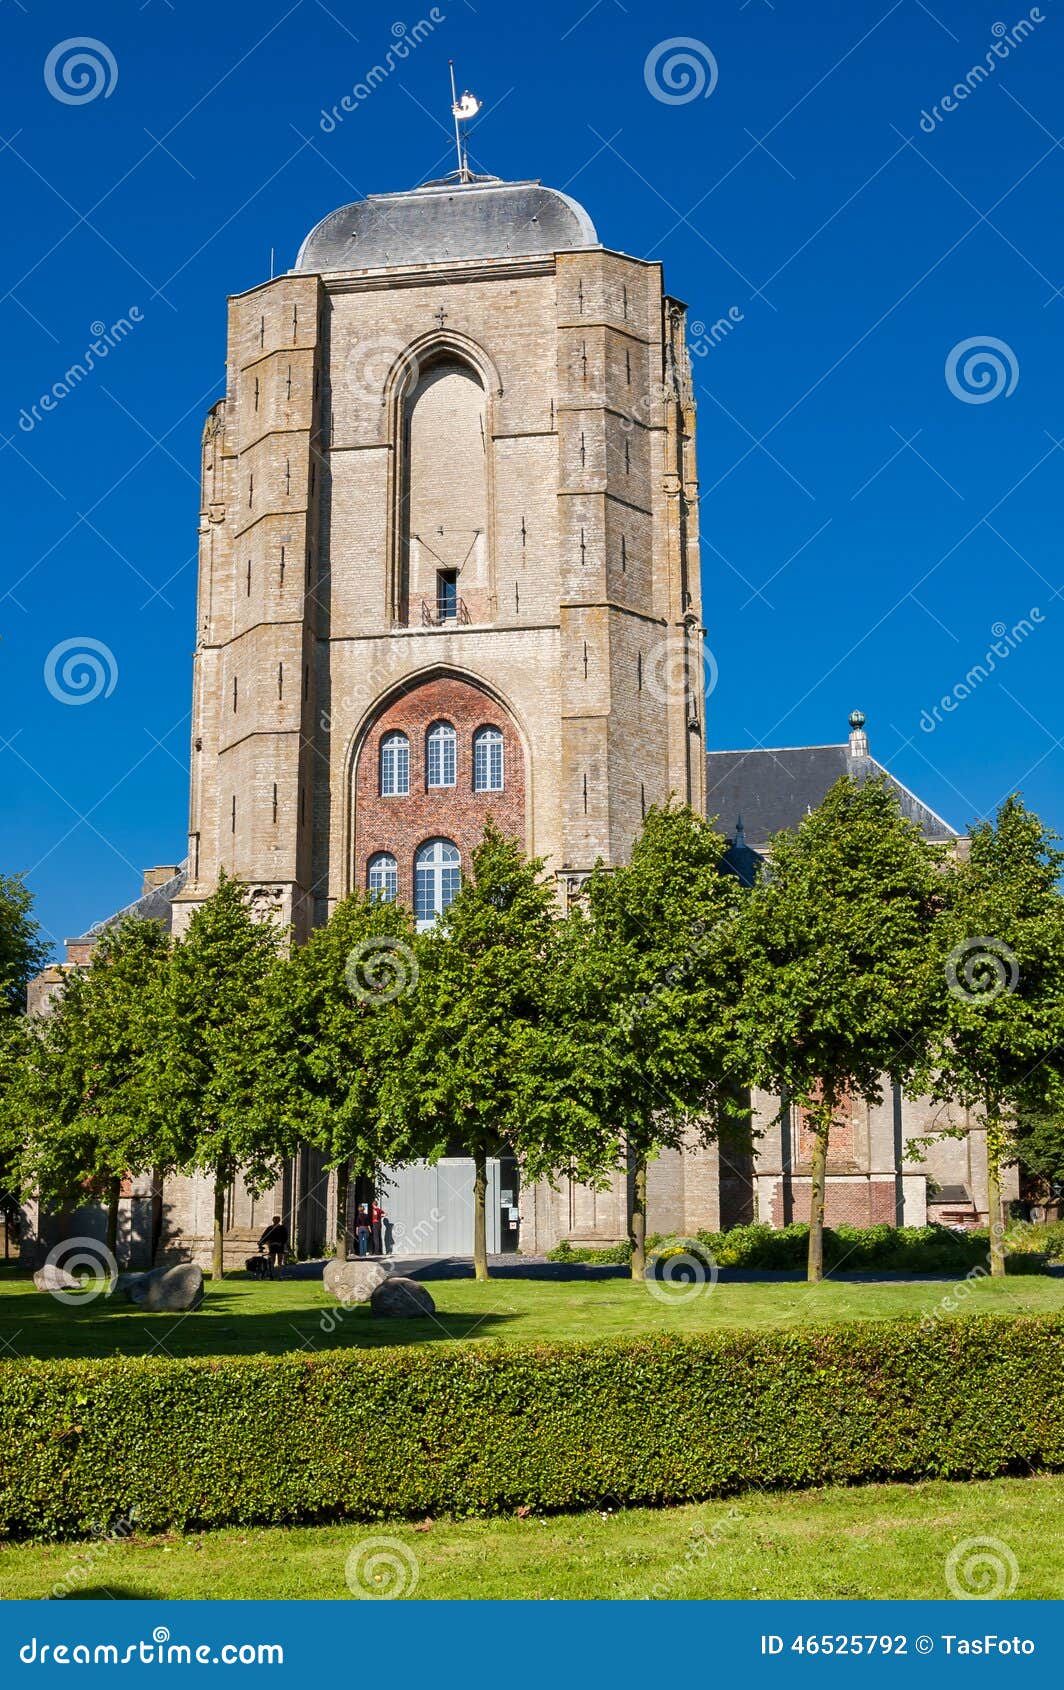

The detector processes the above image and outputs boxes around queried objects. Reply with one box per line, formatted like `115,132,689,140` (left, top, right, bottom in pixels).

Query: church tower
172,170,704,937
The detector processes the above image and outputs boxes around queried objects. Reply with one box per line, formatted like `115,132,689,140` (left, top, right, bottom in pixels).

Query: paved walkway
282,1256,1062,1283
284,1255,628,1281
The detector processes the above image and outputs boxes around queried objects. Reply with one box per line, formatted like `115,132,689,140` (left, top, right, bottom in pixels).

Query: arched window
426,721,457,789
414,838,461,929
473,726,504,793
380,731,409,797
367,852,398,903
399,359,487,625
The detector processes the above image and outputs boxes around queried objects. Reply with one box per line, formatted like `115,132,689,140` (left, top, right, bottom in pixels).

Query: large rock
370,1276,435,1319
323,1259,389,1305
33,1263,82,1293
123,1263,204,1312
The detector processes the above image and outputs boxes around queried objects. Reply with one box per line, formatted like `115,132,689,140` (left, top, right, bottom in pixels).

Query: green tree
736,775,942,1283
557,805,745,1280
919,795,1064,1276
0,872,48,1234
382,823,600,1281
1011,1105,1064,1207
8,919,171,1261
253,890,419,1261
158,875,283,1280
0,872,47,1018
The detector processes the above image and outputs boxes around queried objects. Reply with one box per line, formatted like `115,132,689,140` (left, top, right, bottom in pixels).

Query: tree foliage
380,823,595,1279
736,775,942,1281
253,890,419,1258
155,875,284,1278
917,795,1064,1271
550,805,745,1277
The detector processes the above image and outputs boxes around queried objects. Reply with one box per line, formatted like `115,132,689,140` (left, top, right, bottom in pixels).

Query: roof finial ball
847,709,869,758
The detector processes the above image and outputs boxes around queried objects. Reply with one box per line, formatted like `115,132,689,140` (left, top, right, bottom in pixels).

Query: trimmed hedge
548,1221,1062,1271
671,1221,1055,1273
2,1315,1063,1540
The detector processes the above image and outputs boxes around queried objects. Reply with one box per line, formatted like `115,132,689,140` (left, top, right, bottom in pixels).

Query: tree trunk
335,1160,350,1263
987,1144,1006,1279
808,1128,828,1284
105,1176,120,1266
472,1147,490,1282
629,1151,648,1281
211,1174,226,1282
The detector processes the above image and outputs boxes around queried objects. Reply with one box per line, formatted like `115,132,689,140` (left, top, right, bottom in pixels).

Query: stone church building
23,169,1011,1269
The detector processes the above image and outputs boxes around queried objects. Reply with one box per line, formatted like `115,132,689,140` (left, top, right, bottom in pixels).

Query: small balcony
421,594,471,628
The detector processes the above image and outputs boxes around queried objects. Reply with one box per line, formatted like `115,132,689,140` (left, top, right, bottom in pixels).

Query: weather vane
448,61,481,184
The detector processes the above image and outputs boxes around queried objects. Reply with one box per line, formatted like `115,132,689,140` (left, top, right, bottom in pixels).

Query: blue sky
2,0,1062,956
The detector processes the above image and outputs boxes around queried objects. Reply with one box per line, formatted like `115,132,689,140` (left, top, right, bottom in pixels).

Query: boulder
370,1276,435,1319
323,1259,389,1305
145,1263,204,1312
33,1263,82,1293
122,1263,204,1312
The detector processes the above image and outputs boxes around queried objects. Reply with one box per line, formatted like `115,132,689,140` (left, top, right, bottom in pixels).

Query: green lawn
1,1266,1062,1361
1,1474,1060,1600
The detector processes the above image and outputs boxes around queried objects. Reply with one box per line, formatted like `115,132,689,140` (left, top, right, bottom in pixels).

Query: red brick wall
770,1177,897,1229
794,1088,857,1169
354,676,526,905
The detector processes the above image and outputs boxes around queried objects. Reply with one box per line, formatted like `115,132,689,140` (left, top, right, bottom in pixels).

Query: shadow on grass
0,1280,520,1362
61,1586,164,1601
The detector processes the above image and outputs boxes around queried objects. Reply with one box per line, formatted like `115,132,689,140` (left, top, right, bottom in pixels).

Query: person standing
370,1199,384,1256
355,1205,371,1258
258,1216,289,1280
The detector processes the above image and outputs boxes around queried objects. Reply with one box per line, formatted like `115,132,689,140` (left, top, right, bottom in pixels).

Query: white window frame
473,726,504,793
426,721,457,789
380,732,410,797
367,852,399,903
414,838,461,930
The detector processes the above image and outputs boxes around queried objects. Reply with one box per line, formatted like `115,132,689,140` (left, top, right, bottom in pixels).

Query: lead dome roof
294,176,598,272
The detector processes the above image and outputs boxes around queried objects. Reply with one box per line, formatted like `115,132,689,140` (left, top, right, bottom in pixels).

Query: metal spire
448,61,481,184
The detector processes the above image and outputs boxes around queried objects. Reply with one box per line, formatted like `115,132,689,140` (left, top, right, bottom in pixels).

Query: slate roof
67,864,188,946
294,177,598,273
706,742,957,854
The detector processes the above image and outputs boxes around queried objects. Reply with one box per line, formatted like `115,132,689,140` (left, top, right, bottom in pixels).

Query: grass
1,1265,1062,1362
1,1473,1060,1599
